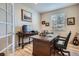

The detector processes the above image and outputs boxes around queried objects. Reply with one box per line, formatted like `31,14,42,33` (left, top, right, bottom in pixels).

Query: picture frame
42,21,46,25
45,22,49,26
67,17,75,25
21,9,32,22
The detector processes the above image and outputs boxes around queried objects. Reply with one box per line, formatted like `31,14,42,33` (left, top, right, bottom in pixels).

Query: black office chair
54,31,71,56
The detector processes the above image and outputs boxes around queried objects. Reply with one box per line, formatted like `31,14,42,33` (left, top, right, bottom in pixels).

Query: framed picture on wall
45,22,49,26
42,21,46,25
21,9,32,22
67,17,75,25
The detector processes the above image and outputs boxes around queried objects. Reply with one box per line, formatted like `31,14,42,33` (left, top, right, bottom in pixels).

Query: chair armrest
57,35,66,40
59,36,66,39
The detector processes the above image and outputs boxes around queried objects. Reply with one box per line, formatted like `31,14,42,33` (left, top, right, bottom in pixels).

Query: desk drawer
33,39,51,56
33,39,50,46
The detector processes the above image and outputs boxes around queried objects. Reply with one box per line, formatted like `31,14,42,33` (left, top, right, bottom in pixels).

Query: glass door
0,3,7,53
0,3,15,56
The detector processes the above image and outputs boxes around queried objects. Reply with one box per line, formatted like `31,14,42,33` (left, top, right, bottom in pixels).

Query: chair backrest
65,31,71,48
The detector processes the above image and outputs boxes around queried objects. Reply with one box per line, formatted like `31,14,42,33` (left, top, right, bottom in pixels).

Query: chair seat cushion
57,40,65,45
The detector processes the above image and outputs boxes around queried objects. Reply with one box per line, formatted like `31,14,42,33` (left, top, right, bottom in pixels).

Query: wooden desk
31,34,57,56
16,32,37,49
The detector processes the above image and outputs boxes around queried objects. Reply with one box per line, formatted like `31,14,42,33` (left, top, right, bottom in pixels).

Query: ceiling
24,3,77,13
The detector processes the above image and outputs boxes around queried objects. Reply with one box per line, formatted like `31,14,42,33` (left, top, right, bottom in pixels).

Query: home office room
0,0,79,58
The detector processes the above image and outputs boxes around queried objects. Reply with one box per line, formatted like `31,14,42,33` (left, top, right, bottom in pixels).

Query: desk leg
29,37,30,44
18,36,20,47
22,35,24,49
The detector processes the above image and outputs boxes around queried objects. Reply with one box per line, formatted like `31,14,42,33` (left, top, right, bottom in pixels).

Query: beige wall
14,3,41,33
14,3,41,47
40,4,79,42
14,3,79,42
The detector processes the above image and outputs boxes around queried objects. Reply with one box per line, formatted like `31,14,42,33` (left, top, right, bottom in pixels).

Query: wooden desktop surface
31,34,57,42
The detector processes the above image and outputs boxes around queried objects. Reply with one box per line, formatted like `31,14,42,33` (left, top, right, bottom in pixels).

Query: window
51,13,65,32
